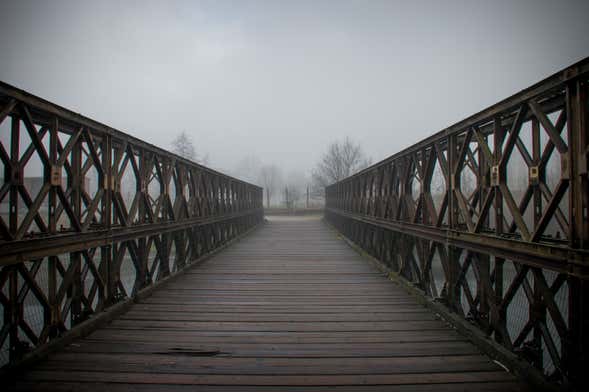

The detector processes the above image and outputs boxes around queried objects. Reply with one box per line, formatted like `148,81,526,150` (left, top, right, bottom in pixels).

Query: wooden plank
146,288,409,294
6,382,526,392
141,298,421,305
88,329,467,344
58,341,480,357
130,303,431,313
118,311,437,322
18,370,517,385
37,353,499,374
106,319,448,331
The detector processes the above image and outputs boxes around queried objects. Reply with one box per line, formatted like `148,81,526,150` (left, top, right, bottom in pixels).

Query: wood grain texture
6,216,528,391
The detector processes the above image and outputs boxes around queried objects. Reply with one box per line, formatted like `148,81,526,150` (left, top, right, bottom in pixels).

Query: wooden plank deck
7,216,527,391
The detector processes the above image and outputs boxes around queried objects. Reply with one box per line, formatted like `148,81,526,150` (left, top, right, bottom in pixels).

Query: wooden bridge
1,58,588,391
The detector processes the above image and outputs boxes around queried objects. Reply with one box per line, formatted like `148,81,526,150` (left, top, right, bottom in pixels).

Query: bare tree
283,170,308,208
283,185,302,209
311,137,371,195
171,131,206,163
258,165,281,208
231,155,263,185
200,153,210,166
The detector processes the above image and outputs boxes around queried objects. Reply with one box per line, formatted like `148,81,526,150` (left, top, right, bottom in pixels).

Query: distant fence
0,82,264,367
326,58,588,387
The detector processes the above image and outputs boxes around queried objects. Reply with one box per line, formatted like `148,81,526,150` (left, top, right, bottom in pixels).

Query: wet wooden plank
37,353,499,374
7,381,526,392
130,303,430,312
118,311,437,322
7,216,526,391
56,340,481,356
87,329,468,344
106,319,448,331
17,369,517,385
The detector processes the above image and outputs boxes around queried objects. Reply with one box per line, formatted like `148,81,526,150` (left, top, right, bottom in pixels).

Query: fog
1,0,588,183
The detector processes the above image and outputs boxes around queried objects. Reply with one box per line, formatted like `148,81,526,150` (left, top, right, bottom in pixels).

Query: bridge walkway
8,216,526,391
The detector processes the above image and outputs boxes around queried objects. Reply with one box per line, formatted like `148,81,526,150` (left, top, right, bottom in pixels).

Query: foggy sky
1,0,588,180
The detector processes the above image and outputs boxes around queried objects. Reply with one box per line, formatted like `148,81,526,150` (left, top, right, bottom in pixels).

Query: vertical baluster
9,116,19,236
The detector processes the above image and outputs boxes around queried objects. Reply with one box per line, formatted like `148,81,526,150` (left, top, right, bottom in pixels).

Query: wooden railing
326,57,588,387
0,82,264,366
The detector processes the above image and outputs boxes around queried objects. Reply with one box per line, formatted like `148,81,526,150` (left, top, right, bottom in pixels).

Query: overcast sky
1,0,588,180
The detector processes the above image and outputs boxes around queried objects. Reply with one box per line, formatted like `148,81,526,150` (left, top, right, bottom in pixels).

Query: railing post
160,233,170,278
568,278,589,385
478,253,490,329
7,265,20,361
47,256,59,338
447,245,462,314
137,237,148,288
447,133,458,230
102,244,115,306
492,115,505,236
493,255,506,345
71,133,82,228
46,117,60,338
102,134,112,228
528,116,546,368
567,78,588,249
9,115,19,236
70,251,82,325
48,117,58,234
565,76,588,385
